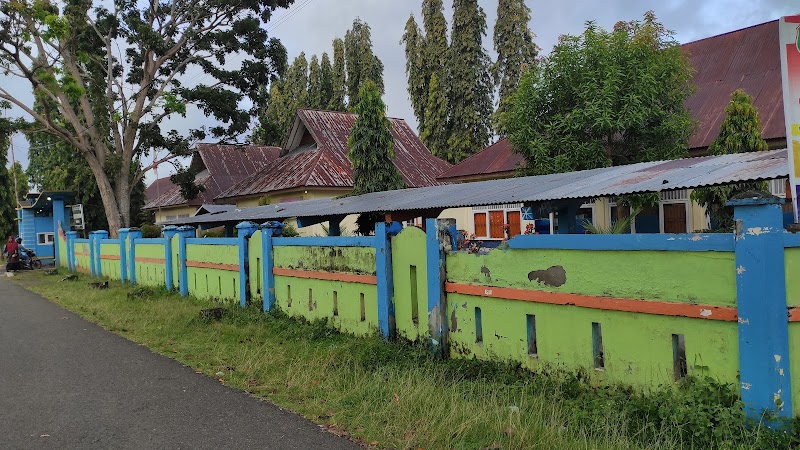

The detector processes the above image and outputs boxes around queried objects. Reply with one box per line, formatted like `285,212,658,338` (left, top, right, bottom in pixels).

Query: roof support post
730,195,792,423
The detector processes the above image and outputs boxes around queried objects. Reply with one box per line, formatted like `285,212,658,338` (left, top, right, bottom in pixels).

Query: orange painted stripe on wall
787,308,800,322
186,261,240,272
273,267,377,285
74,252,90,257
136,257,165,264
100,255,121,260
445,282,738,322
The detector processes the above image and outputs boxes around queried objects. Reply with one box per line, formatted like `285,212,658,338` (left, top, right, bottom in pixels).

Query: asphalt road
0,275,361,450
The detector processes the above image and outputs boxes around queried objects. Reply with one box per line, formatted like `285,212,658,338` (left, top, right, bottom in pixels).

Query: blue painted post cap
118,228,131,234
386,221,403,236
162,225,178,232
236,221,259,229
260,221,284,237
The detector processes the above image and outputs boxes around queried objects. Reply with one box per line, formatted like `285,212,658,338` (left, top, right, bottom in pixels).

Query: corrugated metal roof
437,138,525,182
145,177,176,204
216,109,453,200
195,204,235,215
144,144,281,210
683,20,785,150
162,149,789,227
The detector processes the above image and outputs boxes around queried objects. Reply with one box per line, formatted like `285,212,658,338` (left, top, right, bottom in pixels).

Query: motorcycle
5,249,42,271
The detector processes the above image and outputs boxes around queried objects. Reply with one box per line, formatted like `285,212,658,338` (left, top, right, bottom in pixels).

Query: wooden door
473,213,487,237
489,210,505,238
663,203,687,233
506,211,521,238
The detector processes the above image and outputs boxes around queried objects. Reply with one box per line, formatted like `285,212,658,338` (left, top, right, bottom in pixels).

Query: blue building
16,191,74,266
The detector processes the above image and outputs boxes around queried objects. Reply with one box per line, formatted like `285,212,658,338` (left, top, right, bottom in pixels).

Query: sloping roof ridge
681,19,776,47
299,148,328,187
297,107,407,122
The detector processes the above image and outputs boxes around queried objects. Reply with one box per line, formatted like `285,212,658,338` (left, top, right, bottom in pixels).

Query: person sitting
16,237,29,264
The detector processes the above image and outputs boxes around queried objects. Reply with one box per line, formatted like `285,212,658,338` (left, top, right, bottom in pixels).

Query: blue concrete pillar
375,221,395,338
94,230,109,277
260,222,282,312
52,199,66,268
118,228,130,282
128,228,142,284
729,196,792,420
426,218,448,357
66,231,78,272
162,226,179,290
176,226,195,297
236,221,259,308
88,231,99,276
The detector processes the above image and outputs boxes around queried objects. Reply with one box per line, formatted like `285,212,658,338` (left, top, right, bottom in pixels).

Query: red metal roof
437,138,525,182
683,20,785,150
217,109,452,200
145,177,177,204
144,144,281,210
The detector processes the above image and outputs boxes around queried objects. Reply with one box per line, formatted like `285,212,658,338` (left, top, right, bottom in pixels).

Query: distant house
216,109,452,234
144,144,281,224
439,19,788,236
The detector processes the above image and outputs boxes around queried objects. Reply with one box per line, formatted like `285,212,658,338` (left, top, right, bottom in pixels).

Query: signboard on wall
71,204,85,230
779,15,800,221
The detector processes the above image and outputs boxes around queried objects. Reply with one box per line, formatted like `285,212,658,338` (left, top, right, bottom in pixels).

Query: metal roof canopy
160,149,790,228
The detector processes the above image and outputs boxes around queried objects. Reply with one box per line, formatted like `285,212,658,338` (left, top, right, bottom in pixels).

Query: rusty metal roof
144,144,281,210
145,177,177,204
437,138,525,182
216,109,453,200
684,20,785,150
162,148,789,227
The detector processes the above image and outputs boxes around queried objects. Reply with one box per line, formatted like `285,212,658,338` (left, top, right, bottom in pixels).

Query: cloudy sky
6,0,797,187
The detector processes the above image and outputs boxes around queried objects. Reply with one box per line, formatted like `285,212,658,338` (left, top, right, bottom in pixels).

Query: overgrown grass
11,270,799,449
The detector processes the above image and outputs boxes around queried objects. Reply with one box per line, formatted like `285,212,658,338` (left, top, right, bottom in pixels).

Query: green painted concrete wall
447,249,736,306
392,226,429,342
274,275,379,336
790,323,800,411
447,293,739,387
100,243,121,280
786,249,800,307
58,233,67,267
185,243,239,302
273,245,376,274
134,243,166,287
75,242,91,273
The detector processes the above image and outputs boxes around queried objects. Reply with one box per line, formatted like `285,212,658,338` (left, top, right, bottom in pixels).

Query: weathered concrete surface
0,277,360,450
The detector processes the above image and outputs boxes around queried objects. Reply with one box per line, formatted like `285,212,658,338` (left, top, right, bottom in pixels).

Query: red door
473,213,487,237
489,211,505,238
506,211,521,238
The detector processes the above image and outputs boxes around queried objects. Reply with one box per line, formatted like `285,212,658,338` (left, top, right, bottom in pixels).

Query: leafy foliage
169,165,206,201
502,12,694,176
0,0,294,233
419,73,449,159
401,15,427,133
344,19,384,107
493,0,538,129
9,161,28,202
347,81,405,235
329,38,347,111
445,0,494,164
140,223,162,239
691,89,769,230
0,110,16,240
582,208,639,234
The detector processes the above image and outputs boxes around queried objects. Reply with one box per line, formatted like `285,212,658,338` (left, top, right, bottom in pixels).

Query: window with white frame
37,232,55,245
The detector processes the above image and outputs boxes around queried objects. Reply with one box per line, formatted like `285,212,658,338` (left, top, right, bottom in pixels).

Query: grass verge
10,270,799,450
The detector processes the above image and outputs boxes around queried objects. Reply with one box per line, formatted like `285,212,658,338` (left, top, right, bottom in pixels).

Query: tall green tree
344,19,384,106
348,81,404,235
319,52,334,110
422,0,448,83
329,38,347,111
420,73,449,159
691,89,769,230
348,81,405,196
402,15,427,133
0,110,15,241
285,53,310,109
502,12,694,176
493,0,538,127
446,0,494,164
9,162,28,201
308,55,322,109
0,0,293,234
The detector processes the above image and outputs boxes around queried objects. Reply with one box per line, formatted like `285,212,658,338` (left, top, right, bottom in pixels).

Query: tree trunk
85,151,124,237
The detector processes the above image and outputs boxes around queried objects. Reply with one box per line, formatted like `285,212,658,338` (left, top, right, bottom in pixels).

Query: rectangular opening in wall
475,307,483,343
672,334,687,381
333,291,339,316
232,278,237,299
526,314,538,357
287,285,292,307
308,288,313,311
256,257,262,295
410,265,419,326
218,276,222,296
592,322,604,369
360,293,366,322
